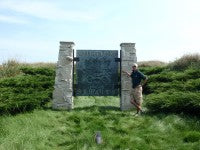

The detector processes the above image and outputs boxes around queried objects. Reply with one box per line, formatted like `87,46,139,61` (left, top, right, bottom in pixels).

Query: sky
0,0,200,64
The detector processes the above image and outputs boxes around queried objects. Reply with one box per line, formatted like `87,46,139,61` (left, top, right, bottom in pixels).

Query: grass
138,60,167,67
0,59,55,78
0,97,200,150
168,53,200,71
0,55,200,149
0,60,22,78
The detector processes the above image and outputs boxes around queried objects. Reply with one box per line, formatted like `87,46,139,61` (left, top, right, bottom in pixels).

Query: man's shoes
132,109,144,117
134,113,139,117
133,111,140,116
138,111,141,115
136,110,143,116
140,109,143,114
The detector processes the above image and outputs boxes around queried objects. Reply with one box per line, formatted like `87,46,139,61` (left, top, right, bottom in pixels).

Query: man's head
132,63,138,71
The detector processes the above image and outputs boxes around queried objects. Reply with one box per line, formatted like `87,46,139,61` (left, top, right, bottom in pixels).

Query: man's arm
122,70,131,77
142,78,148,86
139,71,148,86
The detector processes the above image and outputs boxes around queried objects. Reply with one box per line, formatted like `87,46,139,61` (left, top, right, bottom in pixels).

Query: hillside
0,54,200,149
140,54,200,115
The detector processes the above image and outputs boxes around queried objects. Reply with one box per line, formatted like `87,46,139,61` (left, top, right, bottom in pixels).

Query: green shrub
147,72,175,83
144,68,200,84
185,78,200,92
20,66,55,76
141,56,200,116
0,90,52,114
183,131,200,143
144,81,183,94
184,68,200,79
0,75,54,88
145,92,200,115
0,67,55,115
139,66,166,76
144,78,200,94
172,69,200,81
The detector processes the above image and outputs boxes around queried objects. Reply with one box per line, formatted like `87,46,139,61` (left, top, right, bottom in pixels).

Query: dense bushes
144,75,200,94
183,131,200,143
20,67,55,76
143,54,200,116
145,92,200,115
139,66,167,76
0,66,55,114
0,53,199,116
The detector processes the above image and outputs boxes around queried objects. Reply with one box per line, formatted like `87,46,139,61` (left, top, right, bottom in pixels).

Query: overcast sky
0,0,200,64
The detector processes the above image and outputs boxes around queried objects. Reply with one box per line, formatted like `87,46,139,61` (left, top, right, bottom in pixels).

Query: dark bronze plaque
76,50,119,96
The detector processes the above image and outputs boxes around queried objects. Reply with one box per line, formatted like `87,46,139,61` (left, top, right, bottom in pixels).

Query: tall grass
0,60,22,78
0,97,200,150
26,62,56,68
0,59,56,78
138,60,167,67
168,53,200,70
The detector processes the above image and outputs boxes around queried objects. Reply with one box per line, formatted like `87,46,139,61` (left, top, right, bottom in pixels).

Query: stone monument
120,43,137,110
52,42,137,111
52,41,74,110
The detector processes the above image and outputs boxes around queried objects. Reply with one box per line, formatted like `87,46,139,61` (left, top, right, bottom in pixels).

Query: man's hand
141,78,148,87
122,70,127,74
122,70,130,77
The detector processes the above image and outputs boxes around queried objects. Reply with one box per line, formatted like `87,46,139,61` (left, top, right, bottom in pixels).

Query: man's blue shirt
130,70,147,88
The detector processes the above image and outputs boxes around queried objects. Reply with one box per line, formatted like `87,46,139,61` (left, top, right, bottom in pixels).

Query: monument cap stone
120,43,135,47
60,41,75,45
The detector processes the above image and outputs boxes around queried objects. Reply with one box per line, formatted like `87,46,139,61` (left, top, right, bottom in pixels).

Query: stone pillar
120,43,137,110
52,41,74,110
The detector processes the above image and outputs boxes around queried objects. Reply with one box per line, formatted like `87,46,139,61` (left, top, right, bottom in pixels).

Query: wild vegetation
0,62,55,114
0,54,199,149
0,97,200,150
138,60,167,67
0,59,56,78
140,53,200,116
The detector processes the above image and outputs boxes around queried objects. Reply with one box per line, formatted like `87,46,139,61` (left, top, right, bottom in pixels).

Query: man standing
123,63,147,115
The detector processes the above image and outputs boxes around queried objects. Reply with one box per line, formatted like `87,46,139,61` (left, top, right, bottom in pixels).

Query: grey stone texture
52,41,74,110
53,41,137,111
120,43,137,110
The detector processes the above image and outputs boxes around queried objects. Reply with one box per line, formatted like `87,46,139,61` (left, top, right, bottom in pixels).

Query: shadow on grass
74,105,120,112
42,103,121,116
42,102,200,120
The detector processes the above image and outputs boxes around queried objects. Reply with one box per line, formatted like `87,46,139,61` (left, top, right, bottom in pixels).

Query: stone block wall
120,43,137,110
52,41,74,110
